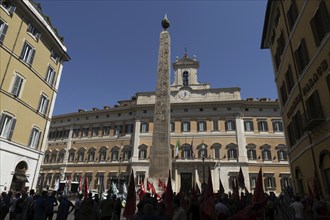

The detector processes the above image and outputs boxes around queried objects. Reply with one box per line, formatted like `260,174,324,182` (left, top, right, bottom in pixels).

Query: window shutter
35,130,41,149
38,96,43,113
253,150,256,159
0,114,4,133
44,98,49,115
264,178,268,188
11,75,20,96
8,118,16,140
29,49,35,65
225,121,228,130
36,32,41,40
265,122,268,131
258,122,261,131
28,128,34,147
8,6,16,14
50,70,55,86
0,23,8,43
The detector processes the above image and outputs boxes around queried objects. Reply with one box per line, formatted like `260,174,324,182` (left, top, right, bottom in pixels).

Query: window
170,122,175,132
51,49,59,63
68,152,74,162
112,149,119,161
262,148,272,161
139,149,147,160
27,23,40,40
228,148,237,160
58,151,65,163
292,111,303,141
198,121,206,132
88,150,95,162
181,121,190,132
0,19,8,43
213,121,219,131
265,175,276,189
92,127,99,137
140,123,149,133
78,149,85,162
225,120,236,131
306,90,324,120
310,1,330,47
38,94,49,115
212,144,221,159
287,0,298,30
280,175,292,189
51,153,57,163
72,129,79,138
198,147,207,159
244,121,254,132
277,149,288,161
247,149,257,160
294,39,309,75
249,174,257,189
103,126,110,136
44,154,49,163
125,124,133,133
287,122,295,146
99,147,107,161
1,1,16,14
285,66,295,94
11,74,24,97
229,175,238,189
183,71,189,86
45,66,56,86
28,127,41,149
0,113,16,140
20,42,35,65
258,121,268,132
273,121,283,132
114,125,122,135
123,149,131,161
82,128,89,137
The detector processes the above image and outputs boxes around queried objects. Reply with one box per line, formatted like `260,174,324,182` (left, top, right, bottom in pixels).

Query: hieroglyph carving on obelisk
149,15,172,180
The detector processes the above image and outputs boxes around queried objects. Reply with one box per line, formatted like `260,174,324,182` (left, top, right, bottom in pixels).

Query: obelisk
149,15,171,181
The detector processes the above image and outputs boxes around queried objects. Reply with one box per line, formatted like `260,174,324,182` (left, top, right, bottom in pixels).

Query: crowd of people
1,188,330,220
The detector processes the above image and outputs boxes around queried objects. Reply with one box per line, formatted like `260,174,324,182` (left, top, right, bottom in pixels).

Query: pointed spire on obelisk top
161,14,170,31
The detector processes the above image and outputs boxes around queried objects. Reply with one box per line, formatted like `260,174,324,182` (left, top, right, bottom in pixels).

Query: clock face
178,90,191,100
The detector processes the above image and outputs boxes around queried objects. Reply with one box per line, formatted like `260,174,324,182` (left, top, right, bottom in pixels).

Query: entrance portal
180,173,192,193
10,161,28,191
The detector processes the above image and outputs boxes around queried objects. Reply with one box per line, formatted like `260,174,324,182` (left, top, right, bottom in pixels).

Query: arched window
182,71,189,86
181,144,192,159
68,148,76,162
138,145,148,160
246,144,257,160
123,146,132,161
58,149,65,163
211,143,221,159
261,145,272,161
227,143,238,160
198,144,208,159
111,147,120,161
78,148,85,162
99,146,108,162
88,148,96,162
50,150,58,163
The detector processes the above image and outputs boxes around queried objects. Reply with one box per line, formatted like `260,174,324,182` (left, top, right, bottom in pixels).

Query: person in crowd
46,191,58,220
112,196,122,220
172,197,187,220
9,192,20,220
99,194,114,220
33,191,48,220
75,199,99,220
289,196,305,220
56,195,74,220
74,194,83,219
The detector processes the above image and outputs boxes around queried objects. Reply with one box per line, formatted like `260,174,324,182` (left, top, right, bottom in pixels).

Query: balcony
302,114,325,132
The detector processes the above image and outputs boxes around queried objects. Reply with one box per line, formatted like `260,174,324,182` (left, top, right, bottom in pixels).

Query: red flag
123,170,136,220
139,180,146,200
151,183,157,196
164,170,173,216
201,167,216,220
158,178,163,188
238,167,245,188
147,178,152,191
78,176,83,193
83,176,88,199
252,168,265,204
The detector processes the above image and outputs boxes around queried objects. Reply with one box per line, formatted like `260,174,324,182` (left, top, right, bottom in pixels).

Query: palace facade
41,53,290,195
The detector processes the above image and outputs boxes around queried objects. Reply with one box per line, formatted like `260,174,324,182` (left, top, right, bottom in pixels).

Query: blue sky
40,1,276,115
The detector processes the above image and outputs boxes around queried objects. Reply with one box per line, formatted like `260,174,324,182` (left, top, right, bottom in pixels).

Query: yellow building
41,53,290,195
261,0,330,196
0,0,70,191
